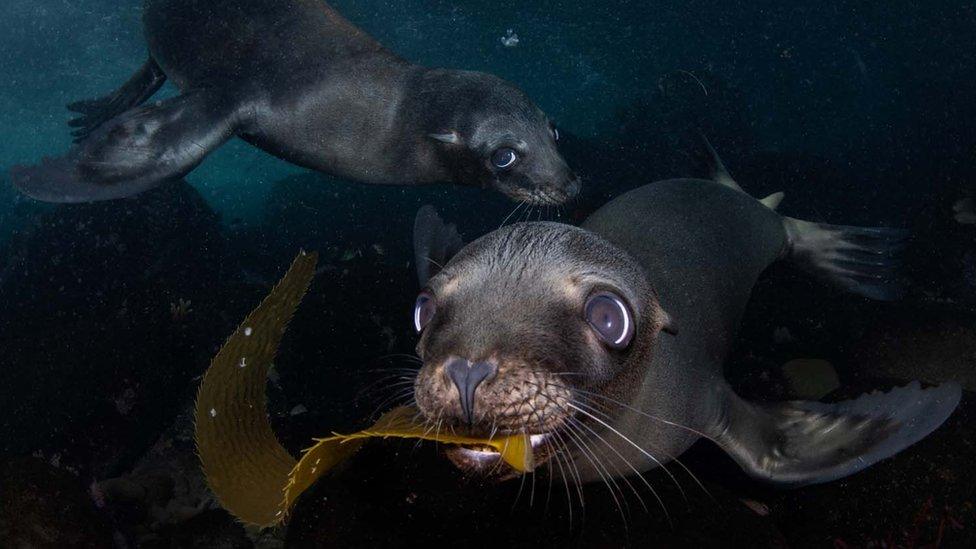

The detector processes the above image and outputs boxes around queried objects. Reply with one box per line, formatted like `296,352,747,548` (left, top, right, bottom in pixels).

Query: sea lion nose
445,358,497,425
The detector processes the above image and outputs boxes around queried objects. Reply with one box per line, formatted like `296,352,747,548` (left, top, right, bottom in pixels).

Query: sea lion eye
585,292,634,349
413,291,436,333
491,148,518,169
553,127,560,141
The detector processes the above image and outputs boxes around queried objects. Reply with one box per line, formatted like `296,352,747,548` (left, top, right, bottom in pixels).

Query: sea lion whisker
549,429,586,514
544,432,575,527
568,401,690,510
541,435,556,513
572,387,716,442
367,388,416,420
565,414,678,525
559,415,630,531
563,416,655,520
499,199,527,228
569,389,718,502
570,396,694,507
529,388,660,521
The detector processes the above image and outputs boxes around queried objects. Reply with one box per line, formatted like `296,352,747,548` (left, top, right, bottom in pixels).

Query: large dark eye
585,292,634,349
413,291,436,333
491,147,518,169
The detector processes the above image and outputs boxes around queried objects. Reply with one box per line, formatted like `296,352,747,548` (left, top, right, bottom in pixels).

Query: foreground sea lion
11,0,577,204
411,144,961,486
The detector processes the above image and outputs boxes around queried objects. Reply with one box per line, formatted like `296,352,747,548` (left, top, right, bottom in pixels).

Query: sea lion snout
444,357,498,425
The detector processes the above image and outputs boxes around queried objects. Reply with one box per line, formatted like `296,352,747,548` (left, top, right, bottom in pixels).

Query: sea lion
10,0,578,205
410,143,961,487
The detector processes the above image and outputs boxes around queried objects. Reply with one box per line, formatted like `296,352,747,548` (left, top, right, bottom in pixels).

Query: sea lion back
143,0,389,87
583,178,786,351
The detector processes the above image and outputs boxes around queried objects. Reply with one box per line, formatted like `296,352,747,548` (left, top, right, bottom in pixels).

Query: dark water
1,1,974,547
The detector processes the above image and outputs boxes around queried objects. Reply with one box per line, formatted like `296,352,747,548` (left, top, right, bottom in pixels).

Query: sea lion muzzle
445,358,498,425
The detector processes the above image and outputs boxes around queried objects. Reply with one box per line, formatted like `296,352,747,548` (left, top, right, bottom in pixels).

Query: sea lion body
144,0,408,183
412,154,960,486
12,0,577,204
579,179,787,469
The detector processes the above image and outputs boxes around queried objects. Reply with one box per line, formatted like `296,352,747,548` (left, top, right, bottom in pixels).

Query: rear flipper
713,381,961,486
11,91,241,203
783,216,909,301
67,58,167,143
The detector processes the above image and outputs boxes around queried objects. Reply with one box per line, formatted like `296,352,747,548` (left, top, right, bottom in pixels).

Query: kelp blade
194,251,533,528
194,251,317,528
283,406,534,515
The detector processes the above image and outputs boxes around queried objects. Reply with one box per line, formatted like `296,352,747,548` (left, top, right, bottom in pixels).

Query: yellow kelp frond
194,251,317,528
282,407,534,516
194,251,535,529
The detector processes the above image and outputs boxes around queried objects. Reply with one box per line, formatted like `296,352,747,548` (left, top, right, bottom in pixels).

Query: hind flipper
413,205,463,286
783,216,909,300
67,58,167,143
712,381,961,486
12,91,241,203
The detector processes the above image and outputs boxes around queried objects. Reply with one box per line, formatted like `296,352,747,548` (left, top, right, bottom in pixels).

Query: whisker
499,200,527,228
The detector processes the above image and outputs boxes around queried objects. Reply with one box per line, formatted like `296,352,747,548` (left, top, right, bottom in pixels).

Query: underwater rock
0,180,230,478
782,358,840,400
851,310,976,392
0,457,115,548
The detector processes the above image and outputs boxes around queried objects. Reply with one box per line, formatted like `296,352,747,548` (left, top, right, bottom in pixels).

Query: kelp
194,251,532,528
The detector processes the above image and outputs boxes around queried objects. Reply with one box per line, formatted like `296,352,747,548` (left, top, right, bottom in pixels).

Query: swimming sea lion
410,144,961,486
10,0,578,205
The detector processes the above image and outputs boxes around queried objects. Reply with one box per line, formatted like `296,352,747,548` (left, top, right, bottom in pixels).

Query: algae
195,251,532,529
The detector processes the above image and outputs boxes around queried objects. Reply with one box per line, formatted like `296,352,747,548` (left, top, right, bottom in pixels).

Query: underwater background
1,0,974,547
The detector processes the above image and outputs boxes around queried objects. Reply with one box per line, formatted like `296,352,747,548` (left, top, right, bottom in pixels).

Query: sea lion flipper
782,216,909,301
11,91,239,203
696,132,743,192
713,381,961,486
67,58,167,143
413,205,463,285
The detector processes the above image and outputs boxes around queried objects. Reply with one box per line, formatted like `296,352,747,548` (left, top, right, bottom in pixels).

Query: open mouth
446,433,551,475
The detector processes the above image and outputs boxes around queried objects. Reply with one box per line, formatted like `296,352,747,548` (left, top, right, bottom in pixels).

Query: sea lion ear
658,309,678,336
413,205,464,286
428,131,463,145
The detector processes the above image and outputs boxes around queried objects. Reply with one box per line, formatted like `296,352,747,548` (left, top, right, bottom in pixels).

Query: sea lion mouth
445,433,551,476
498,177,581,206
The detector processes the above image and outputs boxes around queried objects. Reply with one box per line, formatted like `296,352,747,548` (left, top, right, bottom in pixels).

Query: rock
782,358,840,400
0,181,231,477
285,440,787,547
0,457,115,548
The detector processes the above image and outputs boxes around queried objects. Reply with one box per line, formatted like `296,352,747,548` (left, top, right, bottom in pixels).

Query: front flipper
713,381,961,486
413,205,463,286
11,91,241,203
67,58,167,142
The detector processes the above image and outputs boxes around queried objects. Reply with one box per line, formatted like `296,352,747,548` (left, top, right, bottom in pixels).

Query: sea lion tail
782,216,909,300
67,58,167,143
11,91,240,203
713,381,962,486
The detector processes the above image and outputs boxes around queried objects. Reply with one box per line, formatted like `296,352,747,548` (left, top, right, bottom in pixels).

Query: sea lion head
420,71,580,205
411,222,672,477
